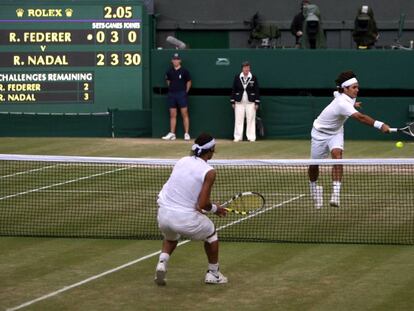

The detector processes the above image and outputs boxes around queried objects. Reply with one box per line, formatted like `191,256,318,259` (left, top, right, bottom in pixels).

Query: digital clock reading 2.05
103,6,133,19
0,2,144,108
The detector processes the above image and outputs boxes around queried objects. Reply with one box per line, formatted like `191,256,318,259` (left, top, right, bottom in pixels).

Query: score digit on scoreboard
0,2,143,106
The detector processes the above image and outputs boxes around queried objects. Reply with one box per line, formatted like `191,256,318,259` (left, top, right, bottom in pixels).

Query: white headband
191,139,216,153
340,77,358,88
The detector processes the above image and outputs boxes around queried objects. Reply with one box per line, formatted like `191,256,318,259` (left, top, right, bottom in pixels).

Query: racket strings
228,195,264,213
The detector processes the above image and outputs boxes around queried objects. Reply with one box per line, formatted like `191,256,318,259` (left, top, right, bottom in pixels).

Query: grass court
1,138,414,311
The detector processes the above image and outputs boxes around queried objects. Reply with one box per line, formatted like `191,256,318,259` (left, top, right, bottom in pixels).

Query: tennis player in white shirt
309,71,390,208
155,133,228,286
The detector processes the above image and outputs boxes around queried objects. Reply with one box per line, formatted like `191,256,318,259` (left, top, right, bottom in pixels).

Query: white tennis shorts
157,207,215,241
311,127,344,159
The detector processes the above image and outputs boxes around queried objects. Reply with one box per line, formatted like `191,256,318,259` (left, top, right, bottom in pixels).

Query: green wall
152,95,412,140
1,46,413,138
151,49,414,140
0,110,151,137
151,49,414,89
0,114,112,137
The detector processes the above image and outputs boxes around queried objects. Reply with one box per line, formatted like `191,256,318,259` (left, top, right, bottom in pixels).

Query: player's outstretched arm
351,112,390,133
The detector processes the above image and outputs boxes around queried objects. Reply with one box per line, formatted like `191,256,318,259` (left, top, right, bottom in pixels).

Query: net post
108,109,117,138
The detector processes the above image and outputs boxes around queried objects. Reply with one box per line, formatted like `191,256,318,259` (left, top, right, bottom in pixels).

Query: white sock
159,252,170,263
208,263,219,273
333,181,341,196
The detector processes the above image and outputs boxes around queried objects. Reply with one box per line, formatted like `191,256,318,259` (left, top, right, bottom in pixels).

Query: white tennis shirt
313,92,358,135
158,156,214,212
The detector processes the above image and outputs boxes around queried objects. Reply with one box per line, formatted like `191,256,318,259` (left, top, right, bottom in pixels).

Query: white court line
217,194,305,232
33,190,408,199
39,190,298,195
0,164,59,179
0,167,130,201
6,194,304,311
39,190,155,194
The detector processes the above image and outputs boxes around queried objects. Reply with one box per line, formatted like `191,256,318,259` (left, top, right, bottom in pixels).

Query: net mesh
1,154,413,244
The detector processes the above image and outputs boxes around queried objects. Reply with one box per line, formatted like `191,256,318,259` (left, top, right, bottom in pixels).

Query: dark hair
192,133,214,157
241,61,250,69
335,70,356,93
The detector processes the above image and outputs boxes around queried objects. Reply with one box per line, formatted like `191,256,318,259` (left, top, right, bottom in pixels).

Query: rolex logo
65,8,73,17
16,8,24,17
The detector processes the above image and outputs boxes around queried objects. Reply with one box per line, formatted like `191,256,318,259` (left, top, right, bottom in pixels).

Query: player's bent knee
331,150,342,159
205,232,218,244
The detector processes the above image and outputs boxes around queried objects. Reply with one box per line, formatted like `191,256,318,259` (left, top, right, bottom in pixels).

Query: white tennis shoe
330,193,340,207
205,270,228,284
162,132,176,140
184,133,191,141
312,185,323,209
154,262,167,286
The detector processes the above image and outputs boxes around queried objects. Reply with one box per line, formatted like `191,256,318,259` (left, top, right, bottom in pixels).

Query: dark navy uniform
165,67,191,109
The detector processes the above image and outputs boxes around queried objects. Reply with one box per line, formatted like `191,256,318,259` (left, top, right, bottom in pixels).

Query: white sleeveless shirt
157,156,214,213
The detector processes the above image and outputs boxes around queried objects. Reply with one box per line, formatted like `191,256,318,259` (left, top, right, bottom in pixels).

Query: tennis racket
221,192,265,215
389,122,414,137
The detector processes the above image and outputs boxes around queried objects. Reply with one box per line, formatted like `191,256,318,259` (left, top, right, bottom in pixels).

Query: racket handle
389,128,398,133
224,208,247,215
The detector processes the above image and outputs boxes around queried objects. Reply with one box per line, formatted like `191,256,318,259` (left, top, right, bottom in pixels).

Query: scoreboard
0,0,146,113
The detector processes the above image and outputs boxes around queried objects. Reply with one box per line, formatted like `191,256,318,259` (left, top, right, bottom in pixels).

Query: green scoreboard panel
0,0,145,113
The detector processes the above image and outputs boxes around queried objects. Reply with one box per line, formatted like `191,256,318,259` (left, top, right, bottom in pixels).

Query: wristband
373,120,384,130
210,204,218,213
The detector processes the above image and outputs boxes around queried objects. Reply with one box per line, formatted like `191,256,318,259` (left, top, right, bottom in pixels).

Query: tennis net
0,154,413,244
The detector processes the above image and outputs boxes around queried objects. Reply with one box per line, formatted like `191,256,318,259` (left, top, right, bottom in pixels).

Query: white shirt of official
234,72,256,141
158,156,214,213
313,91,358,135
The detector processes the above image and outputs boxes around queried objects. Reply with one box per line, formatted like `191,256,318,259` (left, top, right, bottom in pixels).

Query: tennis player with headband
309,70,390,208
155,133,228,285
